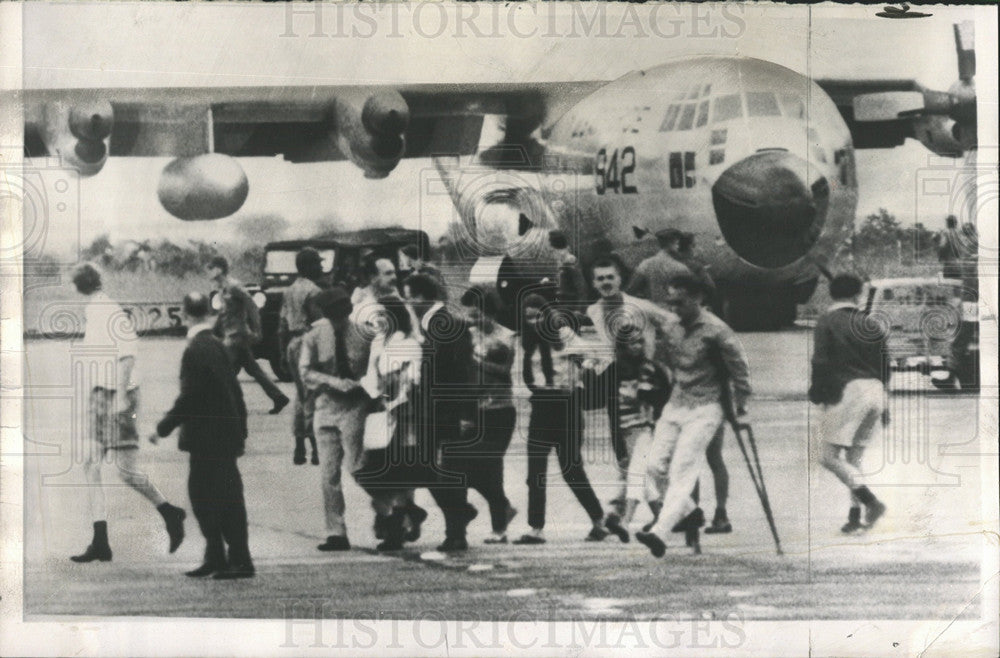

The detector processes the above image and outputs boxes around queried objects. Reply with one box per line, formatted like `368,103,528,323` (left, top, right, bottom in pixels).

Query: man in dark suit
403,273,478,551
151,292,254,579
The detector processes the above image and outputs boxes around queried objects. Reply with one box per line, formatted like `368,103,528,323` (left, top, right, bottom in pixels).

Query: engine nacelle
913,115,966,157
40,100,113,176
332,89,409,179
157,154,249,220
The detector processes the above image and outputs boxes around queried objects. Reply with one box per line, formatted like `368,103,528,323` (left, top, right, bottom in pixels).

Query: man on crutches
636,274,752,557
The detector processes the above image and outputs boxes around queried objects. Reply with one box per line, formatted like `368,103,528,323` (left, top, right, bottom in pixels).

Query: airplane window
882,289,894,301
780,93,806,119
710,128,727,145
709,149,725,165
696,101,710,127
677,103,697,131
713,94,742,123
684,152,696,187
687,85,701,100
747,92,780,117
659,105,680,132
702,84,712,98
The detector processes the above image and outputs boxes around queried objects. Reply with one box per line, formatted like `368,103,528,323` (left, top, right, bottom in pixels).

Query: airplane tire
269,355,294,383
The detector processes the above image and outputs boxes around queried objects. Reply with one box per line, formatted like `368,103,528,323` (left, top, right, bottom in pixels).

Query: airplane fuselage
449,56,859,323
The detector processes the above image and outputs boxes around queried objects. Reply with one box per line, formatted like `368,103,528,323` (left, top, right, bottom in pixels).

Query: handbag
363,409,391,451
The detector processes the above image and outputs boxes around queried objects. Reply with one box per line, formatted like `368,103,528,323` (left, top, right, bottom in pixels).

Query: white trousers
647,401,724,540
613,425,660,505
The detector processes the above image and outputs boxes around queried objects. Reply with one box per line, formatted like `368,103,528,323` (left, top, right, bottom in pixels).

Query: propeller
852,21,976,151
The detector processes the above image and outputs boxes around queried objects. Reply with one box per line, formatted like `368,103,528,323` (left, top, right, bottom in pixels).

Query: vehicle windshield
265,249,335,275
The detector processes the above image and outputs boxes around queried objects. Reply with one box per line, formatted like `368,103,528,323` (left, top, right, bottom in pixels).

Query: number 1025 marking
595,147,638,195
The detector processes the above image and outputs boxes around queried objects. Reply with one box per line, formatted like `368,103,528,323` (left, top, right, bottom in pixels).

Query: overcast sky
13,2,996,256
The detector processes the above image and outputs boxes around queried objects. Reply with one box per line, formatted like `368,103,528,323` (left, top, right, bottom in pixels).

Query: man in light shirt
636,273,751,557
69,263,185,563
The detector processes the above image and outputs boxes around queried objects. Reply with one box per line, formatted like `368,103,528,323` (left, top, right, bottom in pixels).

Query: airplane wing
21,82,603,163
816,78,921,149
816,22,976,155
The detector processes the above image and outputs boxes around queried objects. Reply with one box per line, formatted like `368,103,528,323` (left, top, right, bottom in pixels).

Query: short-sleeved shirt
80,291,140,390
281,277,321,335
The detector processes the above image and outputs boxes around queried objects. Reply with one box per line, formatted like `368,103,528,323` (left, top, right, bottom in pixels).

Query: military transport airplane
20,23,976,329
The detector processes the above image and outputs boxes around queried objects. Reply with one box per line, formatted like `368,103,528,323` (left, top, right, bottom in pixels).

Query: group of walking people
273,229,755,559
67,225,892,576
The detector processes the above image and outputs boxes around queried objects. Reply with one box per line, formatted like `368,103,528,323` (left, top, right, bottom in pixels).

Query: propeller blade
954,21,975,82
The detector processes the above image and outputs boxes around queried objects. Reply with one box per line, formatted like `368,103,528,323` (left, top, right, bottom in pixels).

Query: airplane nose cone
712,150,829,268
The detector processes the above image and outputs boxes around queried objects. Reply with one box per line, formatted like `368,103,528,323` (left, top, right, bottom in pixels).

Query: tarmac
19,330,993,621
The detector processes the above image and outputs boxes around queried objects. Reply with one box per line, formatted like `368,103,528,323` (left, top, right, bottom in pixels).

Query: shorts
813,379,884,449
89,387,140,450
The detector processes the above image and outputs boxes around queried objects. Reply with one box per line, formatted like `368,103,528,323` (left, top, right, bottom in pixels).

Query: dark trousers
224,337,286,404
525,394,603,530
188,455,251,567
446,406,516,532
357,445,472,540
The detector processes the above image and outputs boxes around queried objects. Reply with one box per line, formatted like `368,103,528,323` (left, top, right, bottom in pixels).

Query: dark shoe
293,449,306,466
404,505,429,543
841,507,864,534
671,507,705,533
373,515,388,540
310,450,319,465
604,514,630,543
70,544,112,563
185,563,224,578
436,537,469,552
635,531,666,558
841,519,864,534
212,563,255,579
162,505,186,553
269,395,291,415
584,526,609,542
317,535,351,552
512,534,546,545
704,520,732,534
376,538,403,552
864,500,887,529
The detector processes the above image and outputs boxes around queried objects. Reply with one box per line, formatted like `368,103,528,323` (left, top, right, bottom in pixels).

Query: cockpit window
713,94,742,123
696,100,710,127
659,104,680,132
780,93,806,119
747,92,780,117
687,85,701,100
676,103,697,131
